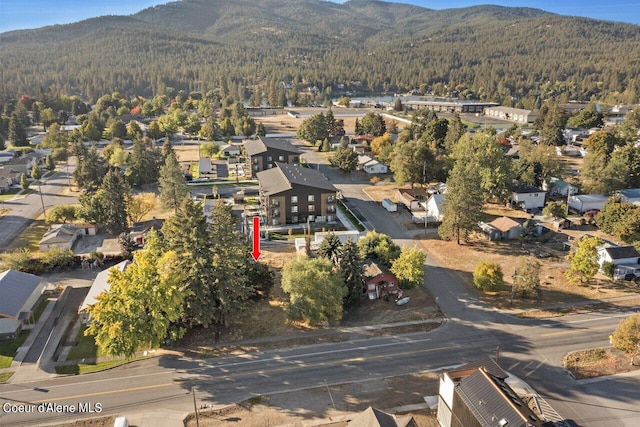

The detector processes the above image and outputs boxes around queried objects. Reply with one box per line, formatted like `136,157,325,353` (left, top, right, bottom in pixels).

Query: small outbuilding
487,216,523,240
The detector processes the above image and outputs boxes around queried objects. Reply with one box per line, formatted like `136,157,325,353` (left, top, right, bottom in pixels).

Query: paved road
2,149,639,426
0,160,76,251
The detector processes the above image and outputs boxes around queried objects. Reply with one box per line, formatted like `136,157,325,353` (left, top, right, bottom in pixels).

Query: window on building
278,156,285,162
291,205,298,213
267,164,273,169
308,215,315,222
308,204,315,212
253,158,259,164
308,195,315,202
291,195,298,203
267,156,272,162
291,216,298,223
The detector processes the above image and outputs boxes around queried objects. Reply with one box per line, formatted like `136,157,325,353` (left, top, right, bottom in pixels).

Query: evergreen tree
100,169,131,235
19,173,30,190
439,157,484,244
128,138,161,186
159,152,187,212
74,145,106,189
444,113,465,153
163,196,218,327
9,113,28,146
317,232,342,266
45,154,55,172
339,239,364,304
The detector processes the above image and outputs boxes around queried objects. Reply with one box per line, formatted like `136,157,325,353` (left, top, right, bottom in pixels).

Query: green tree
126,120,144,141
128,138,161,186
543,201,567,219
391,246,426,289
45,154,56,172
565,236,602,285
281,257,347,325
320,138,331,152
339,238,364,305
439,158,484,244
19,173,30,191
74,146,106,189
534,98,567,146
473,261,504,291
9,113,28,146
147,120,163,141
100,169,131,235
611,314,640,358
79,190,106,226
46,204,79,224
390,139,435,188
357,231,401,267
444,114,466,153
317,232,342,266
566,102,603,129
329,146,358,173
159,153,187,212
361,112,386,136
31,165,42,181
86,233,187,358
296,112,329,145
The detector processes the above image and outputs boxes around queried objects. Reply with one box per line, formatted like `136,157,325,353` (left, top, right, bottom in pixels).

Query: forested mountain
1,0,640,104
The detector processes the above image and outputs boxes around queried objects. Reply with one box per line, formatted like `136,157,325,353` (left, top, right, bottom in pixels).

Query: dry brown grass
173,143,201,163
418,234,640,312
564,348,640,379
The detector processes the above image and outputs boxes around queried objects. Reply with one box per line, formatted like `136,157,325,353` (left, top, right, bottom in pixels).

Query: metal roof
79,260,131,313
0,270,43,318
243,136,301,157
604,245,640,260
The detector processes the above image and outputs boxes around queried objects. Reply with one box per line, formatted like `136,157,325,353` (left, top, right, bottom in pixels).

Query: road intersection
1,149,639,426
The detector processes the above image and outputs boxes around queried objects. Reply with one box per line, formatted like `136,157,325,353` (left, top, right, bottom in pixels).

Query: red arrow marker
251,216,261,261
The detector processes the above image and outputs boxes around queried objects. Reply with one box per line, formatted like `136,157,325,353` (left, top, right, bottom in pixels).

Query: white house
0,270,45,339
424,194,444,222
220,144,242,157
568,194,609,214
598,244,640,269
511,183,545,211
357,155,388,174
39,224,97,252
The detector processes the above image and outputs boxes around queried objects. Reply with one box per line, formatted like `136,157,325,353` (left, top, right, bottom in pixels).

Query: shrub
40,247,75,271
473,261,504,292
612,314,640,356
601,261,615,279
0,249,42,274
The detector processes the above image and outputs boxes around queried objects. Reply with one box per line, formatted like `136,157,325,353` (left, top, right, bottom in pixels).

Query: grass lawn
55,358,145,375
0,188,28,202
67,325,105,361
0,331,29,369
337,200,365,231
0,371,15,383
32,297,50,323
4,219,48,252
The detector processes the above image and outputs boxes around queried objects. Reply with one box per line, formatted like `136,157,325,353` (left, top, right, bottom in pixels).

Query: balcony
271,200,280,207
327,196,336,203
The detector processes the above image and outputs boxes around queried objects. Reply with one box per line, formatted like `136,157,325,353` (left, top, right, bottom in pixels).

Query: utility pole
192,388,200,427
38,181,47,217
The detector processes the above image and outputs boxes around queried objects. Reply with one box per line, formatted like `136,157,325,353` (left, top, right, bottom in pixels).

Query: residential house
0,167,22,185
364,260,399,300
485,216,523,240
437,357,553,427
0,270,45,339
79,260,131,322
243,136,301,178
597,244,640,269
257,163,338,226
38,224,96,252
616,188,640,205
39,224,82,251
567,194,608,214
511,183,545,211
484,106,538,124
357,155,388,174
542,177,578,197
0,176,11,193
129,218,165,247
424,194,444,222
220,144,242,157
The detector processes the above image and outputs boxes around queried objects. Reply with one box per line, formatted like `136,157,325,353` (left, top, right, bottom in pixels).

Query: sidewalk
503,293,640,316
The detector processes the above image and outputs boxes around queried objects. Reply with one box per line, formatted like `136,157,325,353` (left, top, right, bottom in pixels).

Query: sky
2,0,640,33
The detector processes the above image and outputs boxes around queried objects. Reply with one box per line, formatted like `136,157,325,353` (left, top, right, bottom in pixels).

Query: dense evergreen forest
1,0,640,104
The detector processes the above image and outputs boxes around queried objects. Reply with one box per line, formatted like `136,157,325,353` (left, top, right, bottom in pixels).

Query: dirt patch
173,143,201,163
416,233,640,312
564,348,640,380
185,371,440,427
252,109,362,135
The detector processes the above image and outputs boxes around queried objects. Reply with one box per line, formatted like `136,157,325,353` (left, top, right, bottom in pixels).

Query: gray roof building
0,269,45,338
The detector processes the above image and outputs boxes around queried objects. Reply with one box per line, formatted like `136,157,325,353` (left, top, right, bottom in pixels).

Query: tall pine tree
159,152,187,212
